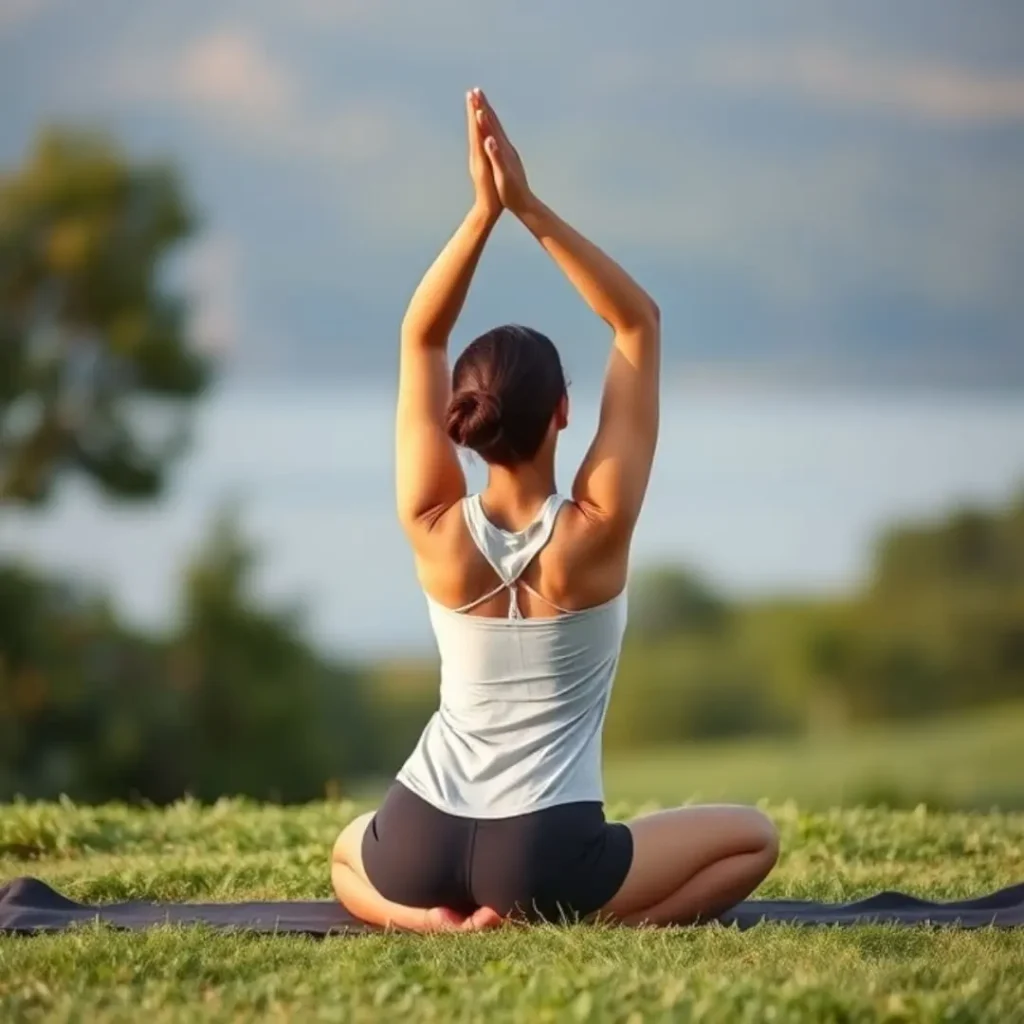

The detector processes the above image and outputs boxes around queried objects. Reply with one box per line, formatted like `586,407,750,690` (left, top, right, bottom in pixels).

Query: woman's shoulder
533,499,631,609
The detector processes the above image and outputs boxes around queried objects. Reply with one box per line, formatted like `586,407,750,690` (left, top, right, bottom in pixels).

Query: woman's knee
691,805,778,866
747,808,780,867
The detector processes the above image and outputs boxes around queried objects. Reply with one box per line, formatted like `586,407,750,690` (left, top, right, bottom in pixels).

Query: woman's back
398,493,628,817
332,88,778,936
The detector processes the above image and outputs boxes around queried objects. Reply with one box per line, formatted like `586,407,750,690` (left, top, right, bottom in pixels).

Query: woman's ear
555,392,570,431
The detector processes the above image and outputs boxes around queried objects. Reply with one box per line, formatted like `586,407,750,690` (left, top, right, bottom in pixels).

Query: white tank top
397,493,628,818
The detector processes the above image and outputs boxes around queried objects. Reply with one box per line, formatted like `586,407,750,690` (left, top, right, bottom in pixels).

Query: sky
2,1,1023,654
2,0,1023,387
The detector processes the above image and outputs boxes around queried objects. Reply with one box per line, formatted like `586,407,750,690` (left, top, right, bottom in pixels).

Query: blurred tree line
0,128,383,802
0,508,381,802
4,487,1021,803
2,128,1022,803
605,491,1024,748
379,491,1024,758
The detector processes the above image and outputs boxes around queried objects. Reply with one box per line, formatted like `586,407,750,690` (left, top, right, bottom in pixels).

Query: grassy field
1,798,1023,1022
604,702,1024,812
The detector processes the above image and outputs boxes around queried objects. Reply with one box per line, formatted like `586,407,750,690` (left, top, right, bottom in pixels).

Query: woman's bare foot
461,906,504,931
421,906,504,932
422,907,468,932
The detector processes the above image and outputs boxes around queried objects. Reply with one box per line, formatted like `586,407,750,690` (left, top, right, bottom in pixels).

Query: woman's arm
395,90,501,532
477,93,661,539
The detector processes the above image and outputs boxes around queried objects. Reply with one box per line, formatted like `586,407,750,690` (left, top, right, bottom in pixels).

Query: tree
0,127,210,505
0,506,382,804
870,491,1024,592
171,504,377,802
627,565,731,640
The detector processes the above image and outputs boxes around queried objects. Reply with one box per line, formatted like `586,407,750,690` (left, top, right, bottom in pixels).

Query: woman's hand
473,90,534,215
467,89,501,220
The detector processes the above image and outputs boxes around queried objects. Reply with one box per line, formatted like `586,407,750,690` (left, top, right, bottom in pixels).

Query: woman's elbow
612,300,659,336
623,300,659,336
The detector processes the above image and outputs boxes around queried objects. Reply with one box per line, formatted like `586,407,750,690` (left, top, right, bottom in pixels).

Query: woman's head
445,325,567,466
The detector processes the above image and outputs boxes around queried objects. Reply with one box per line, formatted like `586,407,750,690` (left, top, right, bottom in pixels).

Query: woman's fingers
467,90,485,150
477,90,512,147
476,105,504,153
483,134,505,176
466,91,475,143
472,89,517,167
469,87,528,211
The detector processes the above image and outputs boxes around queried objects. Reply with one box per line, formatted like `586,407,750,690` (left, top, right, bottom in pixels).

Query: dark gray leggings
361,782,633,922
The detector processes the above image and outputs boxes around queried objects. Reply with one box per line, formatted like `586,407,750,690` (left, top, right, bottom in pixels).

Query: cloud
176,30,294,118
93,23,463,244
698,45,1024,124
102,27,416,165
101,27,296,126
81,13,1024,321
521,113,1024,312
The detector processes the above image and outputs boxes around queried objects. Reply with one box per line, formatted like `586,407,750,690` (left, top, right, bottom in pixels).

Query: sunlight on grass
605,702,1024,810
2,800,1022,1021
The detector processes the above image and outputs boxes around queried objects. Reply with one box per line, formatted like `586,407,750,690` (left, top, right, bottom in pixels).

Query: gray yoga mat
3,876,1023,934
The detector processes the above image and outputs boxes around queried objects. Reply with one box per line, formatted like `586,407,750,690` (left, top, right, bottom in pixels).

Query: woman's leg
331,812,501,932
599,805,779,927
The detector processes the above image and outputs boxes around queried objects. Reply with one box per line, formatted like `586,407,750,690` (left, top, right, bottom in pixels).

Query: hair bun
445,389,504,454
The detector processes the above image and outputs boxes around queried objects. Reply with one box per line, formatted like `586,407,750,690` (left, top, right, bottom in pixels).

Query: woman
331,89,779,931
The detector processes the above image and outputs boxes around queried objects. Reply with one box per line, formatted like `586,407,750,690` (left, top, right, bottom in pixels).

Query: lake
3,381,1023,657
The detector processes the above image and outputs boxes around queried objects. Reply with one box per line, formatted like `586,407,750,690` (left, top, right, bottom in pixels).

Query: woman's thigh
332,811,375,881
600,805,778,919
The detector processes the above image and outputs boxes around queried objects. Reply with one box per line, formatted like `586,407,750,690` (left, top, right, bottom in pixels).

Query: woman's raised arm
477,92,661,540
395,90,501,533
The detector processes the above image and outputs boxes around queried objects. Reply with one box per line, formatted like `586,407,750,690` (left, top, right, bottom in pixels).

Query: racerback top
397,493,628,818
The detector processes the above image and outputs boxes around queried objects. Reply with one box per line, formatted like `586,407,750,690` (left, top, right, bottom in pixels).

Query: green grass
1,800,1023,1022
605,702,1024,812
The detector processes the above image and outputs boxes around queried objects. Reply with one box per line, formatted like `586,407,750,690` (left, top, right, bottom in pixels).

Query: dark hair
445,325,567,466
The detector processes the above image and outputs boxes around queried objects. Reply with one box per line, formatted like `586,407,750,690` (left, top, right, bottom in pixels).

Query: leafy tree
0,127,209,505
0,560,178,802
871,491,1024,592
627,565,731,640
0,506,381,804
170,504,377,802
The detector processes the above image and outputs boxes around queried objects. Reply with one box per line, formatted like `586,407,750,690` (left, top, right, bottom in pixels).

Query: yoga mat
3,876,1023,935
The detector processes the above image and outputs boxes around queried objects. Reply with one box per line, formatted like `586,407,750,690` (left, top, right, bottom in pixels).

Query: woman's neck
481,461,558,532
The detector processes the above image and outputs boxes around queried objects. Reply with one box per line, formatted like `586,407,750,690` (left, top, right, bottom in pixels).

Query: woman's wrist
516,191,548,227
469,200,502,230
